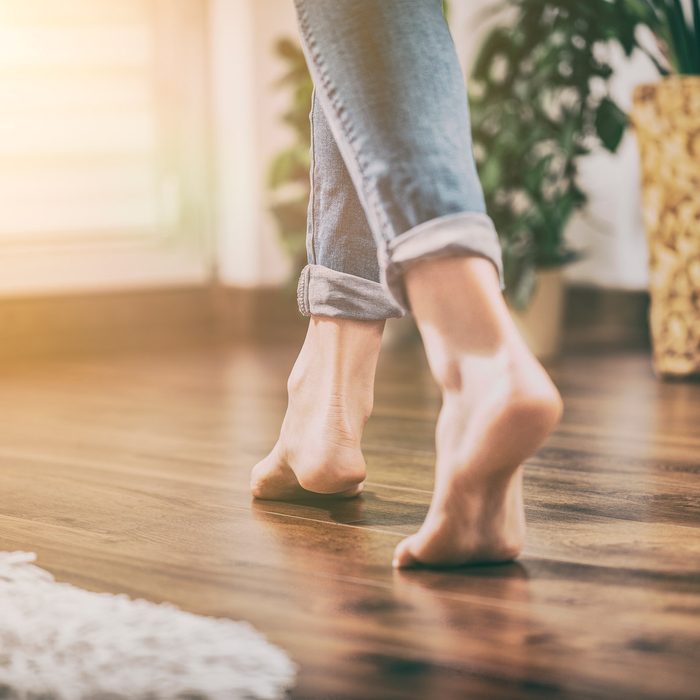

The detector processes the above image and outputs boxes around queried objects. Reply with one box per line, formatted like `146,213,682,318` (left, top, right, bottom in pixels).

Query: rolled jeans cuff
297,264,404,320
381,211,505,312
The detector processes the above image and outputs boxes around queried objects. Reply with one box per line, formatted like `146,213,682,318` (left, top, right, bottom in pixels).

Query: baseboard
0,284,649,362
213,285,306,344
563,286,650,352
0,287,219,362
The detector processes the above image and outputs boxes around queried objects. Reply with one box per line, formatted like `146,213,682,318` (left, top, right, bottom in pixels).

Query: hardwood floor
0,336,698,699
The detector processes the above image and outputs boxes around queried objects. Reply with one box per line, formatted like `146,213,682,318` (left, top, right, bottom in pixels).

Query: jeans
293,0,504,321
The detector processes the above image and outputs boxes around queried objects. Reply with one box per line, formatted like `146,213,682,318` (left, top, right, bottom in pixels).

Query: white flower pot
510,268,565,360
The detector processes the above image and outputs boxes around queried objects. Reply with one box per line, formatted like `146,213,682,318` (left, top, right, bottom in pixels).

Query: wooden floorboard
0,340,699,699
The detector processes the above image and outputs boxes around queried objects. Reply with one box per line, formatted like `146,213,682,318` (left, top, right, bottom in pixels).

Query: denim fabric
301,91,403,320
294,0,504,319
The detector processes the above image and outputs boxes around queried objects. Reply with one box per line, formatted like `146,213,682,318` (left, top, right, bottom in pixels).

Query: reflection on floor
0,339,698,699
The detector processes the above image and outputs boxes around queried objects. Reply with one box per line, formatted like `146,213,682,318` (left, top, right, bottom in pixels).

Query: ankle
434,339,561,412
406,257,513,351
309,316,384,355
286,316,383,418
291,315,382,377
404,255,560,394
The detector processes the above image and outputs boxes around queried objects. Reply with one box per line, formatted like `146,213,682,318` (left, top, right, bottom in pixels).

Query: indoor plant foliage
267,38,313,278
628,0,700,376
626,0,700,74
468,0,645,311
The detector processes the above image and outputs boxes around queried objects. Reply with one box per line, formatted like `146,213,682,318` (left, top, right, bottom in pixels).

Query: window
0,0,211,295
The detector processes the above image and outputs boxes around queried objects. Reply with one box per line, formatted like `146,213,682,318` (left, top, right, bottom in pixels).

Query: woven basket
631,77,700,378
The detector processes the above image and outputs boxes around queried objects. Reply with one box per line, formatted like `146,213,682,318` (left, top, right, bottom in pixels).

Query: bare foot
393,257,562,568
251,316,384,500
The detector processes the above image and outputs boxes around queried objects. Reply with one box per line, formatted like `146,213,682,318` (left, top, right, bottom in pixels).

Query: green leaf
664,0,693,71
691,0,700,71
479,156,503,195
594,96,627,152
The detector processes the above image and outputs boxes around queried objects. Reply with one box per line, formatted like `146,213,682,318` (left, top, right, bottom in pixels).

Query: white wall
565,45,657,289
0,0,212,296
218,0,656,290
210,0,293,287
250,0,297,285
209,0,258,286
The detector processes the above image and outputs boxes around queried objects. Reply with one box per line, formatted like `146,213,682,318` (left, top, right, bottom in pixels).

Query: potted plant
267,38,314,286
628,0,700,378
468,0,647,358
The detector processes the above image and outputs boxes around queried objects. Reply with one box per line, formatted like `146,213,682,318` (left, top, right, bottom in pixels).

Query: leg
292,0,503,308
393,257,562,567
291,0,562,565
251,93,400,500
297,91,401,321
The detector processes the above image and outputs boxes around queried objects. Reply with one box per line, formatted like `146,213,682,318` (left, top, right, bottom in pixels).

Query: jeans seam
297,264,310,316
308,90,317,265
295,1,394,245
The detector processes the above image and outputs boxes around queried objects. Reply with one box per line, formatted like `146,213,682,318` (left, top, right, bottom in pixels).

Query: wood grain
0,340,698,699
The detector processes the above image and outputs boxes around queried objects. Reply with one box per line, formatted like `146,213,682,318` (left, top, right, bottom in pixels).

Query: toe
392,536,420,569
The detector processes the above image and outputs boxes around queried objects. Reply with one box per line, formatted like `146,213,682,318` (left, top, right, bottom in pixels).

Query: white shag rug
0,552,296,700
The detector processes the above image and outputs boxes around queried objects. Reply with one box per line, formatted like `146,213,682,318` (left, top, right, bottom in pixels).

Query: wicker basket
631,77,700,378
